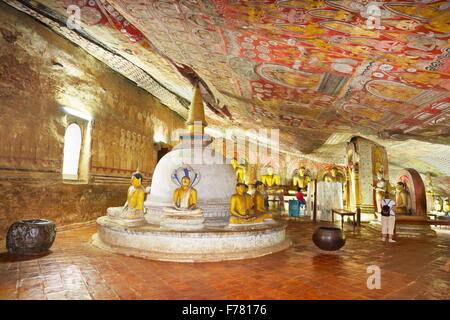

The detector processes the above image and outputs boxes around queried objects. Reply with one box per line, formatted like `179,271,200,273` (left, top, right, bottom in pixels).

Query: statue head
298,167,306,176
236,183,246,195
267,167,274,175
331,167,338,177
131,172,143,188
255,180,264,192
396,182,405,191
377,170,384,180
181,176,191,187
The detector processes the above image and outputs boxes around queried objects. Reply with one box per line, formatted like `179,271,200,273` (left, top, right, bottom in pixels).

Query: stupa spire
185,84,208,134
177,84,212,148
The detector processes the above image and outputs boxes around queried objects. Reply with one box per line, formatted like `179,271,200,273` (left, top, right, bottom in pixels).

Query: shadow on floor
0,250,52,262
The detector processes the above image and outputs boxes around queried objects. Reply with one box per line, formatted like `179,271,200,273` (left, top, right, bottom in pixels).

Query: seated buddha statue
323,167,345,183
229,183,271,224
444,199,449,215
261,167,281,192
395,182,410,215
433,198,443,213
108,172,146,220
292,166,311,192
253,181,267,212
173,175,199,212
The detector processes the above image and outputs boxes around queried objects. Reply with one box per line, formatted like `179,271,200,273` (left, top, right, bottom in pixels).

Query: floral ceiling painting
3,0,450,162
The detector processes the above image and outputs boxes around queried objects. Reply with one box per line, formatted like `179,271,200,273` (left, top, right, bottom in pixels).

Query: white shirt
381,199,395,216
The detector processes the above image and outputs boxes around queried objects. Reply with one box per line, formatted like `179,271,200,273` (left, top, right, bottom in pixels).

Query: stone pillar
347,136,388,219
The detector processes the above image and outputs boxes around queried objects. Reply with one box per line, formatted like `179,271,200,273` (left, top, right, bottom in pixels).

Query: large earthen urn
312,227,346,251
6,219,56,255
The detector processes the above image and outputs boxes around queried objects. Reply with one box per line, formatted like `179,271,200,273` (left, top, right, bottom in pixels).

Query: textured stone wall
0,3,185,239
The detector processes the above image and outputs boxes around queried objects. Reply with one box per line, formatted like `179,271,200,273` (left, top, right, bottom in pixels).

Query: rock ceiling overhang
3,0,450,162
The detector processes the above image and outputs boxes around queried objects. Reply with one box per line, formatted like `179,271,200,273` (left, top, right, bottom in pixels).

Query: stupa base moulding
91,216,291,263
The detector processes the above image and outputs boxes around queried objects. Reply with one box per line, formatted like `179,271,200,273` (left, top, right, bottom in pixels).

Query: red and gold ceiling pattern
6,0,450,153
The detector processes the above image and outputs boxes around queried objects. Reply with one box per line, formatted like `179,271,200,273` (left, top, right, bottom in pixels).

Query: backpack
381,200,391,217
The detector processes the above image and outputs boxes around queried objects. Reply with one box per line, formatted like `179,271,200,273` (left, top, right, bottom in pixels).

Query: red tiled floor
0,220,449,300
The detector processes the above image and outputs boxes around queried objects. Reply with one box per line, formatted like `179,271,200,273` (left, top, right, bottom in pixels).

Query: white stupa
93,85,291,262
144,85,235,226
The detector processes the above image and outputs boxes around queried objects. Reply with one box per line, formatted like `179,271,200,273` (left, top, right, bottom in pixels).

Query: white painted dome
145,146,236,207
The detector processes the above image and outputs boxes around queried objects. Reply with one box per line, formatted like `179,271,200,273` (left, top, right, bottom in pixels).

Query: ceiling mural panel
3,0,450,156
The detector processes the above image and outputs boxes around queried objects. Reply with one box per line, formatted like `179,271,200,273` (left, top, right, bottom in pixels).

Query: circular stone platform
91,216,291,262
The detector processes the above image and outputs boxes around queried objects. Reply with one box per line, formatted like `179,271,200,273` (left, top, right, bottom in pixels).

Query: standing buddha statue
232,158,245,183
372,168,387,213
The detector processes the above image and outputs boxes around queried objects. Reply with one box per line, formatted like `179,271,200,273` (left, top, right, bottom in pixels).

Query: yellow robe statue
229,183,271,224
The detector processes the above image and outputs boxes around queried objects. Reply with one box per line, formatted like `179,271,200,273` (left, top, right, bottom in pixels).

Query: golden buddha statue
425,172,434,196
292,166,311,192
120,172,146,219
261,166,280,188
173,176,198,210
253,181,270,215
231,158,245,183
229,183,271,224
433,198,443,212
323,167,345,183
395,182,410,214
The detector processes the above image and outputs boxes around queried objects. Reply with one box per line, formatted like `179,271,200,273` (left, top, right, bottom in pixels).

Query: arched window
62,123,82,180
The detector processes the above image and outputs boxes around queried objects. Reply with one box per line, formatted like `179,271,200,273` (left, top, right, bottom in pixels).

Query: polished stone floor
0,219,449,300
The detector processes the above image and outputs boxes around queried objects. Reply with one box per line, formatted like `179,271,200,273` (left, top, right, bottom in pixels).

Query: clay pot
6,219,56,255
312,226,346,251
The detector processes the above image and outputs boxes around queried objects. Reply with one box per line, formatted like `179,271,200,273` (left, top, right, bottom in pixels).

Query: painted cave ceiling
3,0,450,173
